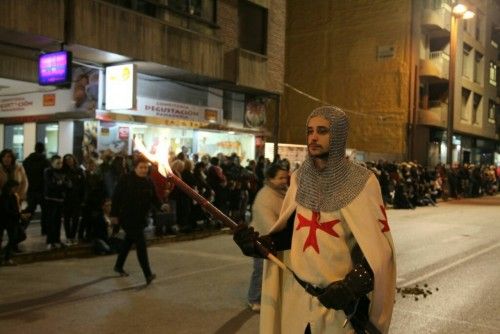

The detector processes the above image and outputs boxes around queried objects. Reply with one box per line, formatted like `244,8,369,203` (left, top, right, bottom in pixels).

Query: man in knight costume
234,106,396,333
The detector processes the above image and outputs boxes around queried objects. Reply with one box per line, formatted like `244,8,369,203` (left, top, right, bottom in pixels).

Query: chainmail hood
296,106,372,211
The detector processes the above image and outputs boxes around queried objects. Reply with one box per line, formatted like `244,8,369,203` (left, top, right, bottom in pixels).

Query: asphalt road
1,196,499,333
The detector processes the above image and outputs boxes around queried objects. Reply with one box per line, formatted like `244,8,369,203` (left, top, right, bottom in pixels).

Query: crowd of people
0,141,499,265
365,160,499,210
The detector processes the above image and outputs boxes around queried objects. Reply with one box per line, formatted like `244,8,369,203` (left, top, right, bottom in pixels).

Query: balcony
418,100,447,127
224,48,268,91
420,51,450,81
71,0,223,79
421,6,451,32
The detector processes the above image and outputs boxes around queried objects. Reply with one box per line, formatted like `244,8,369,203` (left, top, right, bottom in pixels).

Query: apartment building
0,0,285,162
283,0,499,166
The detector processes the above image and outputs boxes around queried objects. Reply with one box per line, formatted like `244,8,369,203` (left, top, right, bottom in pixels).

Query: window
473,51,483,84
472,93,482,125
462,43,473,79
4,124,24,161
488,100,496,123
461,88,471,120
490,61,497,86
168,0,217,23
475,15,482,42
36,123,59,157
239,0,268,55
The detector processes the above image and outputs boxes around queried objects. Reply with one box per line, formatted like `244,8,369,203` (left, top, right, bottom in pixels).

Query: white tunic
260,172,396,334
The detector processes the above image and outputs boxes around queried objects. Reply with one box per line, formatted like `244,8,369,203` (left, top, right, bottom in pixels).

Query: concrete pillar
0,124,4,150
23,122,36,159
58,120,74,155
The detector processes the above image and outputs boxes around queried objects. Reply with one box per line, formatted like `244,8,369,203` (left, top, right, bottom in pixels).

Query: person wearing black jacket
62,154,85,245
111,156,166,285
44,155,68,250
22,142,50,234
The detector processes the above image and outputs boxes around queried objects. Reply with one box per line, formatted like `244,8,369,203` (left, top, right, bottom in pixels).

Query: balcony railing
420,51,450,80
418,100,448,127
421,5,451,31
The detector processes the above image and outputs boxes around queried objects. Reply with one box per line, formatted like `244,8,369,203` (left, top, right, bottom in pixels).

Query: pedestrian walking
111,156,167,285
246,163,289,312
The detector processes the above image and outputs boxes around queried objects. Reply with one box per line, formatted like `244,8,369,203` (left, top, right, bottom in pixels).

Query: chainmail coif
296,106,372,212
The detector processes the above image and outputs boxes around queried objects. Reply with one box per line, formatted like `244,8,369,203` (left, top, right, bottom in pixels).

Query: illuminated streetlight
446,3,475,164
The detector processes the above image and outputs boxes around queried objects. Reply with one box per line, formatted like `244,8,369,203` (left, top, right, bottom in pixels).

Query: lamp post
446,3,475,165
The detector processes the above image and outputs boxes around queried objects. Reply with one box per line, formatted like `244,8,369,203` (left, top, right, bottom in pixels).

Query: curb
11,228,232,265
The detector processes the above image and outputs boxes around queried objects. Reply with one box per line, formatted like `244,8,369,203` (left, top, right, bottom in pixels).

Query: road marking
399,242,500,287
160,261,247,282
395,308,500,331
166,249,247,262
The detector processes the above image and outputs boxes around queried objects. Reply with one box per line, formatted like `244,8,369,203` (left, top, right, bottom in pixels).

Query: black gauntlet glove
317,262,374,310
233,224,276,258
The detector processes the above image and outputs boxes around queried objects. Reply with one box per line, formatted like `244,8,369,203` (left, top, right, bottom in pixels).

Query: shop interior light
228,131,236,134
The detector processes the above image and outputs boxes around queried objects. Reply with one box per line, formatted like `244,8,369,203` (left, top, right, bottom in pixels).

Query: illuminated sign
105,64,136,110
38,51,72,86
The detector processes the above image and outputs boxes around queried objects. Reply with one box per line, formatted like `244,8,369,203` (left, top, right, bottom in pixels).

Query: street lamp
446,3,474,165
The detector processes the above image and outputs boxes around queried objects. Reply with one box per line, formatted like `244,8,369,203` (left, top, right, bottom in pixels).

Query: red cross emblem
296,211,340,253
378,205,390,232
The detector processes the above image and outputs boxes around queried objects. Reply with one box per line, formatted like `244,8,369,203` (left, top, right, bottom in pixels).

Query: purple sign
38,51,72,86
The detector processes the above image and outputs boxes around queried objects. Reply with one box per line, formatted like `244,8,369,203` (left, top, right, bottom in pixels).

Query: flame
133,137,172,178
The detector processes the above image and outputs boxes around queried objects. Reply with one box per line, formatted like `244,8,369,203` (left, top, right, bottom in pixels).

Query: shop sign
105,64,136,110
108,97,222,124
118,126,130,140
43,94,56,106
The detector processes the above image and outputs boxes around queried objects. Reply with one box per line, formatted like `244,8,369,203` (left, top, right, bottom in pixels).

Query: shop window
167,0,217,23
462,43,473,79
472,93,482,125
239,0,268,55
473,51,483,84
4,124,24,161
490,61,497,86
36,123,59,157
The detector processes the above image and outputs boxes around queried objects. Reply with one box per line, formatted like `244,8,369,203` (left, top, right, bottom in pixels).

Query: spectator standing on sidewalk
0,149,28,204
0,180,21,265
44,155,68,250
246,163,289,312
22,142,50,235
62,154,85,245
111,156,167,285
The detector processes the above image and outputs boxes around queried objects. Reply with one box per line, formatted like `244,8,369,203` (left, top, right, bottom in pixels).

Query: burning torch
133,139,288,271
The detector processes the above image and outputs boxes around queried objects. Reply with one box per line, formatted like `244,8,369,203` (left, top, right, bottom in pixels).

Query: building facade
283,0,499,166
0,0,285,163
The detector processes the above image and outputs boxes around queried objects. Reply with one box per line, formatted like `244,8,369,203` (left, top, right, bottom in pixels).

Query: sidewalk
8,218,231,265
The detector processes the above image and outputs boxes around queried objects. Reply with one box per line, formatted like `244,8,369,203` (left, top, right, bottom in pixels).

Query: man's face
307,116,330,158
134,161,149,178
52,158,63,170
268,169,289,190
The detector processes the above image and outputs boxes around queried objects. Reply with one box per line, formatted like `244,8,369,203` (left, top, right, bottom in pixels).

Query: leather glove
317,262,374,310
233,224,276,258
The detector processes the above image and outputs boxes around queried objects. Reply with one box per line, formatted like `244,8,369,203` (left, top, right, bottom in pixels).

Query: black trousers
63,202,81,240
115,232,152,278
46,200,63,244
1,224,18,261
26,191,47,235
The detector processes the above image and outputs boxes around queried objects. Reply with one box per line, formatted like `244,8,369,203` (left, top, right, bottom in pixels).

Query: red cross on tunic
296,211,340,253
378,205,390,232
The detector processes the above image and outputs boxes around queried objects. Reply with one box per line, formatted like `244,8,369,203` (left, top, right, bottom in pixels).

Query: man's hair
210,157,219,166
133,155,149,168
265,163,288,179
50,155,61,162
34,142,45,154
